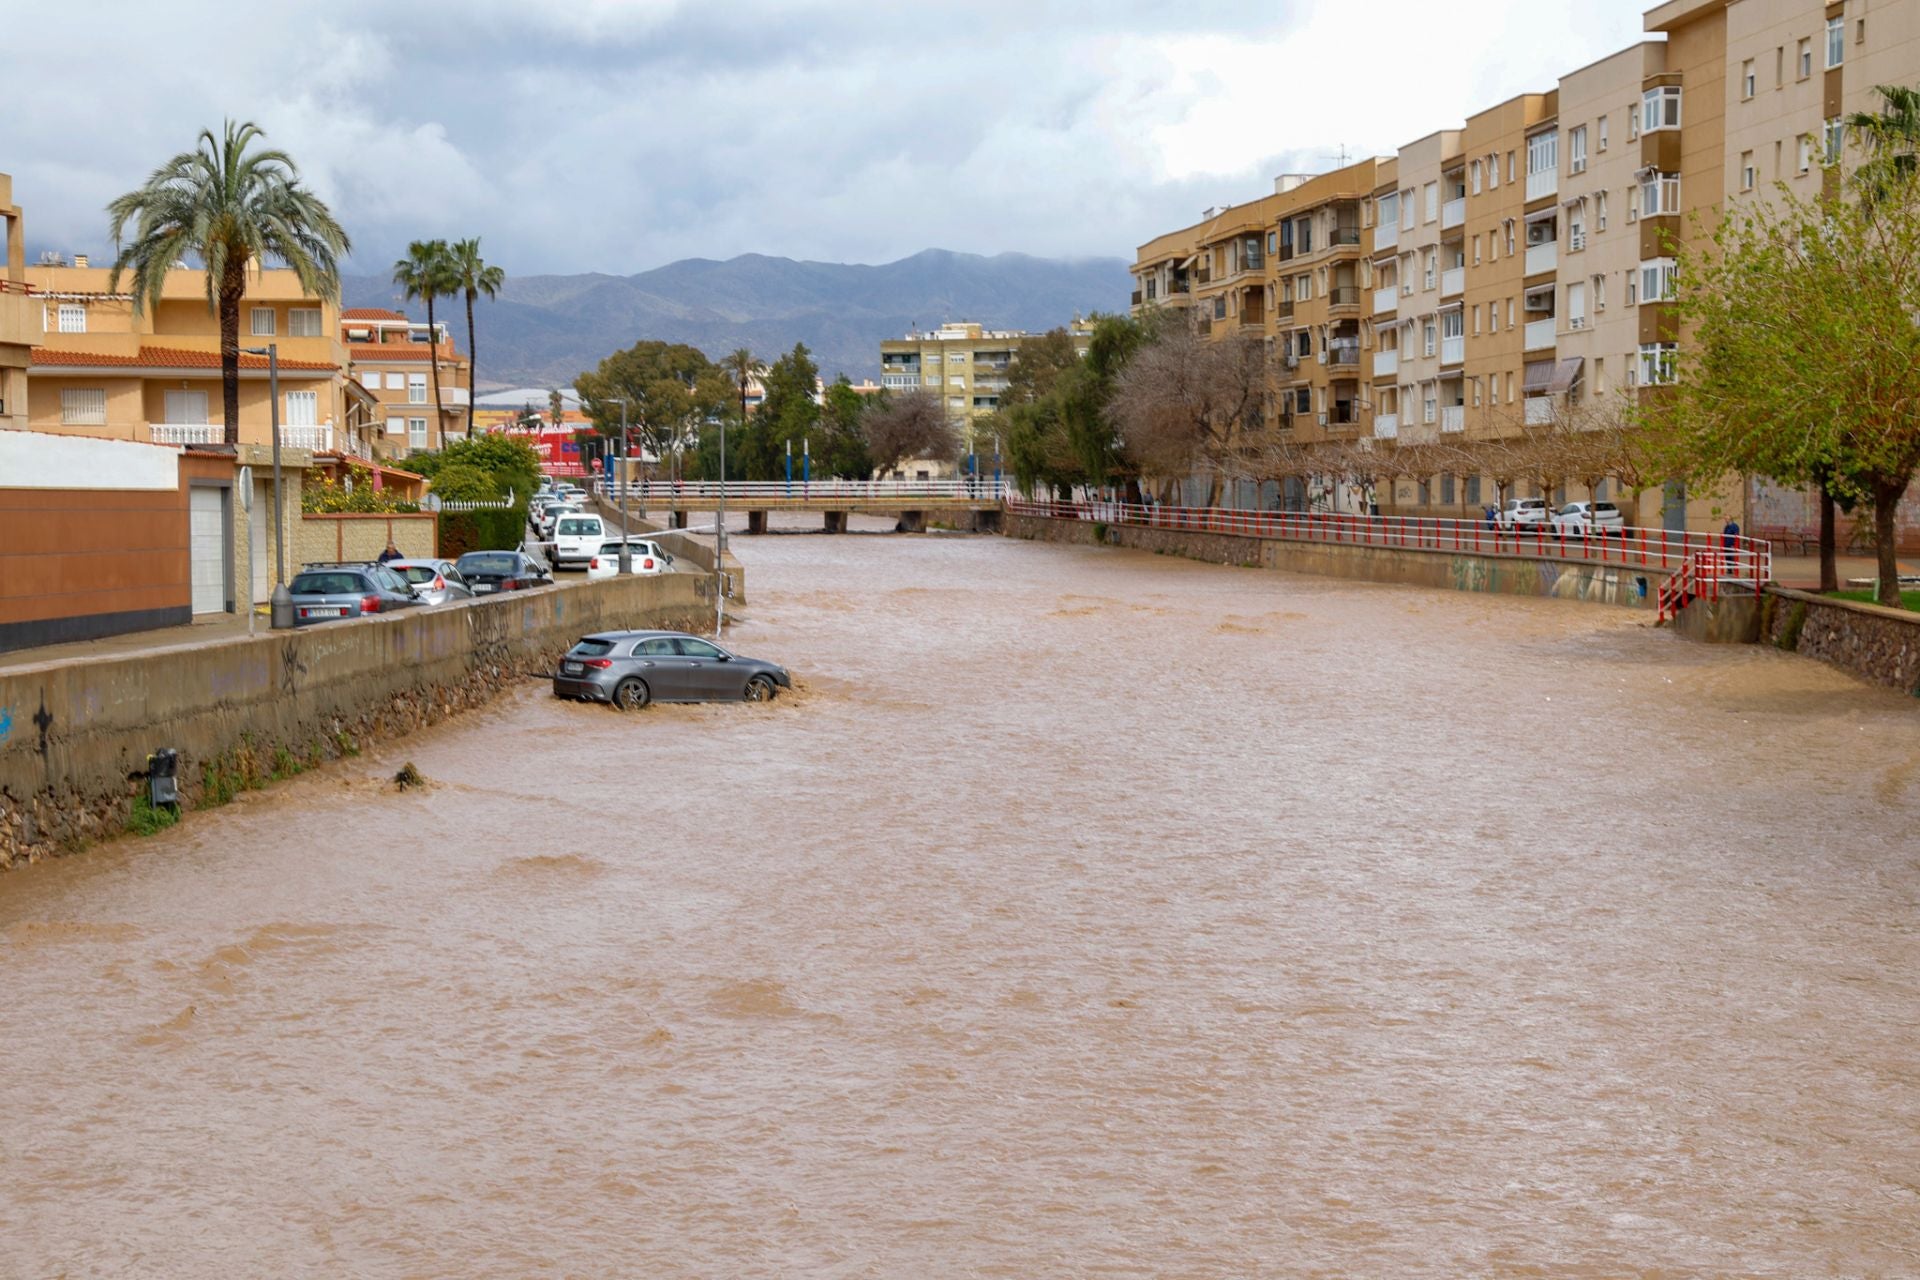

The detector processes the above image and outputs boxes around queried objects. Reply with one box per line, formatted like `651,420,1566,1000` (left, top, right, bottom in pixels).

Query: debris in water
393,763,426,792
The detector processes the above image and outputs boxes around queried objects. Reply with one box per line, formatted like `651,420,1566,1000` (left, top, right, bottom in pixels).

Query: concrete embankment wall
1762,587,1920,694
1004,513,1668,609
0,574,709,867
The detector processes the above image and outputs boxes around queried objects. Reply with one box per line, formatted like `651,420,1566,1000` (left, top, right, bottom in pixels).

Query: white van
551,512,608,569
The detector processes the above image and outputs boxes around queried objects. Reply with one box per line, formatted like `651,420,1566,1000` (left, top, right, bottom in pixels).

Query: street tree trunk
218,258,248,447
464,290,477,434
426,293,444,449
1872,477,1907,607
1819,484,1839,592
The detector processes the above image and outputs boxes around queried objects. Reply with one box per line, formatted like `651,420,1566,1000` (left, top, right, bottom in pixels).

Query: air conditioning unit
1569,316,1588,330
1317,411,1329,427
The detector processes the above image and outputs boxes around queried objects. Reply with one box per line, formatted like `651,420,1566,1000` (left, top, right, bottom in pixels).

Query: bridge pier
746,511,767,535
971,508,1003,534
823,511,848,534
672,510,688,529
895,510,926,533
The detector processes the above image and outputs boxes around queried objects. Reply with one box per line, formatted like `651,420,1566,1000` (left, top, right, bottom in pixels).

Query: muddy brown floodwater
3,516,1919,1277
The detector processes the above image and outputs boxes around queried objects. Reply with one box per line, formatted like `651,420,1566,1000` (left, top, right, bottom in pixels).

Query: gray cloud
4,0,1648,276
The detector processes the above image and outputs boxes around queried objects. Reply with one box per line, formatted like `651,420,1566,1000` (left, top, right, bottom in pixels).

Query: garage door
189,486,229,614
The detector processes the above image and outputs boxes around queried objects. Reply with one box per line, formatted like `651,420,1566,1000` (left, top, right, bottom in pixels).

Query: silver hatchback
552,630,792,709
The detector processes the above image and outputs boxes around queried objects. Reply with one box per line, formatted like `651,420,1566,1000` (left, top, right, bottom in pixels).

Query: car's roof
579,629,695,642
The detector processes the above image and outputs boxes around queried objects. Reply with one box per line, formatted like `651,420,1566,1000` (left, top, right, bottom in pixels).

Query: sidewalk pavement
0,609,264,673
1770,553,1919,590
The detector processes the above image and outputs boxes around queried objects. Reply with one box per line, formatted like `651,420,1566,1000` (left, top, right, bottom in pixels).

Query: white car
1550,500,1625,536
1495,498,1550,531
536,503,580,539
551,513,609,568
585,538,675,579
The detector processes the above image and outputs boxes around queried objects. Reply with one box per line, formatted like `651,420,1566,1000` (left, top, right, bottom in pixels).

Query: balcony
1373,348,1398,378
1330,227,1362,248
441,386,471,408
1526,167,1558,201
1327,342,1362,369
1328,286,1362,312
1440,266,1465,297
148,422,335,451
1441,197,1466,230
1275,299,1295,320
1373,285,1397,314
1131,289,1143,305
1373,413,1398,439
1524,396,1556,425
1524,318,1557,351
1441,405,1465,433
1374,221,1399,251
1524,240,1557,276
1440,335,1464,365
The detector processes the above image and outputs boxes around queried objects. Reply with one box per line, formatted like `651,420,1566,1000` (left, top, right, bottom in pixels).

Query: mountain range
341,249,1133,391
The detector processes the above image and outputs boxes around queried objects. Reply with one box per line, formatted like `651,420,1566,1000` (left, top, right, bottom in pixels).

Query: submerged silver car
552,630,792,709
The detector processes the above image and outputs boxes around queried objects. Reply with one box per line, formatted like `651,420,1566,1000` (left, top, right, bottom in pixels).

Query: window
1640,172,1681,216
57,304,86,333
1213,297,1227,320
1827,15,1843,68
1424,182,1438,222
1401,189,1415,230
1423,319,1436,357
1267,231,1276,255
1598,115,1609,152
1594,357,1606,395
1642,86,1681,132
1424,250,1436,290
409,417,428,449
284,390,318,426
250,307,277,336
1569,205,1586,252
1742,59,1756,100
1798,133,1815,174
1379,192,1398,230
1423,384,1437,423
1567,282,1587,330
1596,190,1609,232
948,375,964,386
385,416,405,437
1490,303,1499,333
1824,117,1846,164
1505,221,1516,256
385,372,406,391
408,372,428,404
359,369,380,388
1859,17,1867,45
289,308,324,337
1507,151,1516,184
60,388,106,425
1638,343,1677,386
947,351,966,363
1798,38,1812,79
1488,152,1500,189
1741,151,1756,192
1628,104,1640,141
1442,310,1463,341
1472,304,1482,335
164,389,208,423
1626,273,1639,306
1640,258,1676,302
1569,125,1587,174
1471,160,1482,194
1473,236,1482,266
1776,45,1785,87
948,397,964,409
1508,299,1515,328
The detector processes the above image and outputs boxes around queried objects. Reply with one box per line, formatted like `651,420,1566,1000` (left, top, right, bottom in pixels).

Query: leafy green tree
701,343,820,480
406,431,542,507
575,340,732,473
394,239,456,441
108,120,350,446
1847,83,1920,204
1657,167,1920,606
446,238,505,418
815,376,874,478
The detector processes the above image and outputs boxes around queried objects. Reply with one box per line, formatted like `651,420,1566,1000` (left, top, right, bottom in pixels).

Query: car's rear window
571,639,616,657
291,572,365,594
1594,503,1619,514
400,566,439,584
557,518,598,535
458,554,518,574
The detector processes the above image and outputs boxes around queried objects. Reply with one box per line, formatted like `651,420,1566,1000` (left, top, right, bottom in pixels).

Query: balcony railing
1373,413,1398,439
1275,299,1295,320
1327,343,1362,368
1440,405,1465,433
1330,227,1362,247
1373,285,1397,314
147,422,335,451
1524,241,1557,276
1374,222,1399,251
1441,197,1466,230
1440,335,1464,365
1440,266,1465,297
1328,286,1362,309
1526,168,1558,201
1373,348,1398,378
1524,317,1557,351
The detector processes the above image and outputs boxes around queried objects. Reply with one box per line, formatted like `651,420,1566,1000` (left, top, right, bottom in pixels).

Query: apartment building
878,320,1092,443
1269,162,1379,445
342,308,472,458
1387,131,1462,447
1367,159,1402,440
0,174,29,433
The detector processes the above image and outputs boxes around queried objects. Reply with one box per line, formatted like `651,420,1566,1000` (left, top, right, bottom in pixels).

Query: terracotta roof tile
31,344,337,372
346,346,467,363
341,308,408,321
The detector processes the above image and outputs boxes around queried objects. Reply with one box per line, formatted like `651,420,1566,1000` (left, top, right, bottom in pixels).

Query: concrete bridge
593,478,1009,533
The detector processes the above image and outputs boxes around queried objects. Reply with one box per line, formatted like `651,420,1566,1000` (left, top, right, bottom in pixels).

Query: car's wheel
612,677,651,711
744,674,776,702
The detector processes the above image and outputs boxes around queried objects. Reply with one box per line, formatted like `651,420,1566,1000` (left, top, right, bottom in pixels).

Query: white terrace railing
591,478,1015,502
148,422,335,451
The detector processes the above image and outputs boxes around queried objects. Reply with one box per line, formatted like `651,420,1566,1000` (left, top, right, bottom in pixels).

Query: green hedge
438,507,527,559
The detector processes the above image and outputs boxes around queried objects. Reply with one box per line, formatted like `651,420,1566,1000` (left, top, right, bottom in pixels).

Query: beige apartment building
342,307,472,458
879,320,1092,446
1131,0,1920,529
0,174,29,433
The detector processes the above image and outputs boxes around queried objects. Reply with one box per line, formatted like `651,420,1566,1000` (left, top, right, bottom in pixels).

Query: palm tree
393,239,455,448
108,120,349,446
1846,83,1920,203
721,347,764,430
447,238,505,428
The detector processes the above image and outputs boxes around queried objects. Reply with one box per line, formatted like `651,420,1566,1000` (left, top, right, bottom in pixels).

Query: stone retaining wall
1005,513,1668,609
1763,587,1920,694
0,573,708,867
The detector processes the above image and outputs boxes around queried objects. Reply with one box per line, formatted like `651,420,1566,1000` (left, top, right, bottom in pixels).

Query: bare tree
861,389,962,475
1108,316,1266,505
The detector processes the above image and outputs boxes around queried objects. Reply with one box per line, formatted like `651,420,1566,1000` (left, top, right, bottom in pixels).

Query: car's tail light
503,579,521,591
360,595,381,614
642,558,654,569
589,557,600,570
582,658,613,669
433,575,445,591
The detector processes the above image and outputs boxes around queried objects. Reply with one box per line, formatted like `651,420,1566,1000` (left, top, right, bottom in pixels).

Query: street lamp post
604,397,633,575
242,343,291,629
716,407,728,636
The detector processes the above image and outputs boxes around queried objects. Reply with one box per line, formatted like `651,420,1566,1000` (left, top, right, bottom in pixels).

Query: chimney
72,253,89,268
1274,174,1313,195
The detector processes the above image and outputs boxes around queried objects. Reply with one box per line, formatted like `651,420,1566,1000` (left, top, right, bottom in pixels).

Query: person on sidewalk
377,539,402,564
1721,518,1740,551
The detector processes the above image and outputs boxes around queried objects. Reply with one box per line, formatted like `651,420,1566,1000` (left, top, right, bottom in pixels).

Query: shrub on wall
438,507,526,558
303,464,421,514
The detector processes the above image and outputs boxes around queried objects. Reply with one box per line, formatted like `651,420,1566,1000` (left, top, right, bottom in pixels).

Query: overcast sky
5,1,1651,278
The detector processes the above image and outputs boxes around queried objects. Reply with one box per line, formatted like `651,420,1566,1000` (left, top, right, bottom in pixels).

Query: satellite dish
237,465,253,510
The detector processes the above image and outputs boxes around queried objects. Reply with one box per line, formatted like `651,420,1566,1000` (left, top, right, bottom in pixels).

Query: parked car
1495,498,1551,531
553,630,791,709
287,564,425,625
454,550,552,594
585,538,674,580
387,557,476,605
536,503,580,540
551,513,610,569
1549,500,1625,537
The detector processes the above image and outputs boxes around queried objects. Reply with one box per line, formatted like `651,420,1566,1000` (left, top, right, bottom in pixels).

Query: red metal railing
1008,497,1773,596
0,279,35,295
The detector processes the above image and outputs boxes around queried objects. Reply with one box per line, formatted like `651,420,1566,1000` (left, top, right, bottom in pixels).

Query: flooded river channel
3,519,1918,1276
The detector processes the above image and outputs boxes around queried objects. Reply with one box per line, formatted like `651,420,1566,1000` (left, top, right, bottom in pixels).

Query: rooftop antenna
1321,145,1353,168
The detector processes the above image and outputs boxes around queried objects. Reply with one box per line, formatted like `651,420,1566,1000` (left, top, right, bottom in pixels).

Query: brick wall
294,513,438,567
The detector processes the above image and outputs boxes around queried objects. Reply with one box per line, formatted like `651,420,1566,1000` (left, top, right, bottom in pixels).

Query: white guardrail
590,478,1013,501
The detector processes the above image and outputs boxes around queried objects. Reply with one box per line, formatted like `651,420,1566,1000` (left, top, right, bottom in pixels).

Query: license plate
473,584,494,593
562,661,583,674
310,607,344,617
